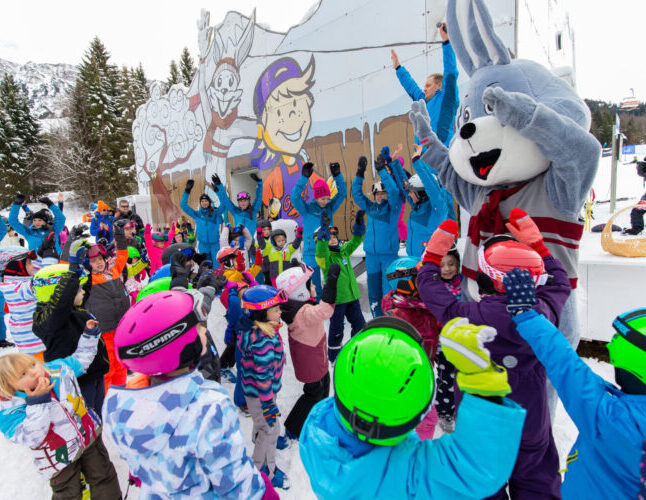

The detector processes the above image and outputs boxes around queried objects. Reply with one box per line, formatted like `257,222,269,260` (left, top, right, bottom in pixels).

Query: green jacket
315,235,364,304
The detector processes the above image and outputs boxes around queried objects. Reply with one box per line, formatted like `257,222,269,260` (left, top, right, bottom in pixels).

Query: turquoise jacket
8,202,65,253
216,181,263,236
180,192,225,245
300,395,525,500
514,310,646,499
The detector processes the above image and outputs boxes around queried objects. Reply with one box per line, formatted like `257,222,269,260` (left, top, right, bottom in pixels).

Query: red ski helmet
216,247,239,267
477,235,547,294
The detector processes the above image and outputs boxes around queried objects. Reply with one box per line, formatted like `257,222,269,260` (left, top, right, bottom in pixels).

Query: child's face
267,305,282,323
238,198,250,210
263,89,312,155
73,287,85,306
374,191,388,204
262,227,271,238
274,235,286,249
153,240,165,249
200,199,211,209
440,255,459,280
316,196,331,208
12,359,47,394
174,233,184,243
124,226,135,238
32,218,46,229
90,255,105,273
329,234,338,246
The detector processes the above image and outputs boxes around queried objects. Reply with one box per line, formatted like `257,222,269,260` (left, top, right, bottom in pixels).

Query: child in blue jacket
300,316,525,500
212,173,264,236
504,268,646,499
89,200,113,244
9,194,66,253
352,153,402,317
181,180,225,265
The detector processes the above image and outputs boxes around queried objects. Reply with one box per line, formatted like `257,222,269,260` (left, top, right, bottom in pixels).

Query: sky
0,0,643,104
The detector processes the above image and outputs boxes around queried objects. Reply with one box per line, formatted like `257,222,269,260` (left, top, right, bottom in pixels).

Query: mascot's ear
447,0,510,77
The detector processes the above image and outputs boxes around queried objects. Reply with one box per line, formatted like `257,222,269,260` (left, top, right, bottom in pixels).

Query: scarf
467,183,527,246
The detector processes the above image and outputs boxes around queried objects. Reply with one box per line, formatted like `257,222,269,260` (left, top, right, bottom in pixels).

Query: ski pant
103,330,127,393
0,294,6,342
630,206,645,231
284,372,330,438
247,396,281,472
50,435,121,500
303,254,322,300
79,376,106,417
328,299,366,363
198,241,220,269
433,347,456,420
234,344,246,408
366,253,398,318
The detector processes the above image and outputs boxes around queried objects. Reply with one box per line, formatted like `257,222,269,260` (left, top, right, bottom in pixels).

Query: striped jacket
237,315,285,401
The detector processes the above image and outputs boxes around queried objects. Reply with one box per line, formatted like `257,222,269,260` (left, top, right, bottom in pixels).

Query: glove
69,246,89,272
352,210,366,237
170,252,189,279
482,87,537,132
113,220,127,249
321,262,340,304
380,146,392,165
317,210,330,241
504,268,538,316
70,224,89,240
38,196,53,207
185,179,195,193
198,272,228,293
254,248,263,267
440,318,511,397
329,162,341,178
356,156,367,178
374,153,387,172
13,193,26,205
236,250,246,271
113,219,128,236
37,232,58,259
301,162,314,179
408,99,437,145
422,219,459,265
211,174,221,191
296,226,303,238
249,173,262,183
505,208,550,257
256,226,264,240
261,399,280,428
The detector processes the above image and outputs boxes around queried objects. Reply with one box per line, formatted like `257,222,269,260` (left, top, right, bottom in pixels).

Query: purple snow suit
417,256,570,499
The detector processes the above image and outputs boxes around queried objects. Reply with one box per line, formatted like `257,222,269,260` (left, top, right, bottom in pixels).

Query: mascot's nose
460,122,476,140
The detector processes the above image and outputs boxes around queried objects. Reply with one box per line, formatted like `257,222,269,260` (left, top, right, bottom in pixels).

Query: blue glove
261,399,280,427
69,246,89,275
503,268,538,316
380,146,392,165
352,210,366,237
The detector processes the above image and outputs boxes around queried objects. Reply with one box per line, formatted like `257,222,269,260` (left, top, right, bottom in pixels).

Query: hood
300,397,398,498
103,371,201,457
279,298,309,324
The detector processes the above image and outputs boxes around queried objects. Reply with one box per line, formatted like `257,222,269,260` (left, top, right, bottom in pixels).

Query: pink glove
505,208,550,257
256,226,264,239
296,226,303,238
422,219,459,265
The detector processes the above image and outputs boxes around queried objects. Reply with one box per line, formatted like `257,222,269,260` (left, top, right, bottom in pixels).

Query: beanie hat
397,156,405,167
32,209,52,224
97,200,110,212
199,194,212,203
313,179,331,200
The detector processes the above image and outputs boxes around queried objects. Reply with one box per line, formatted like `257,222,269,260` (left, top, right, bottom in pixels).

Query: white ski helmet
371,181,386,195
408,174,424,191
276,263,314,302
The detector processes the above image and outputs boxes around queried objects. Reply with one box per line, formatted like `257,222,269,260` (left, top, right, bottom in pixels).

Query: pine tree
179,47,196,87
0,74,43,206
167,60,180,88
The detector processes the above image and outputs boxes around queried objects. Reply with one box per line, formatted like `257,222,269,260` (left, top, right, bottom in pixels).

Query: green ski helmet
136,276,192,302
127,246,141,259
608,307,646,384
33,264,88,303
334,316,435,446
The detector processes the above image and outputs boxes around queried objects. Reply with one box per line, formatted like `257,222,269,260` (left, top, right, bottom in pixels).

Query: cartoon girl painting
249,56,324,220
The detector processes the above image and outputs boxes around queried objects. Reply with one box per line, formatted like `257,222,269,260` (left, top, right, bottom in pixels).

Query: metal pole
610,123,618,213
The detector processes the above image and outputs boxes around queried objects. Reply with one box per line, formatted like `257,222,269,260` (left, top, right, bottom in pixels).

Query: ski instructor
391,22,459,146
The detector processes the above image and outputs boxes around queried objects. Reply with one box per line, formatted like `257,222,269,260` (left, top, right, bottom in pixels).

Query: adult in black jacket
113,199,144,233
33,271,109,413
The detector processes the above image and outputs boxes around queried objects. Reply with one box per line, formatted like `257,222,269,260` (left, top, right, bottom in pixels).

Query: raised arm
8,200,29,239
251,177,263,217
395,65,425,102
180,192,198,219
326,171,347,216
290,174,310,217
0,216,7,242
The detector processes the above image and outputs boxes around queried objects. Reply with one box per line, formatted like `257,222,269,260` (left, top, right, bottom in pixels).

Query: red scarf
467,184,527,246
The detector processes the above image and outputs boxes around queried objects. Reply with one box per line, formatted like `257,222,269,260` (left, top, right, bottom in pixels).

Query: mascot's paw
408,100,437,144
482,87,537,131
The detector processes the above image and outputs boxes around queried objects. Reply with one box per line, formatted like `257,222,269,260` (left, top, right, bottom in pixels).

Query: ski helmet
241,285,288,311
33,264,88,303
407,174,424,190
270,229,287,247
385,256,421,295
334,316,435,446
237,191,251,201
151,231,168,242
149,264,171,283
608,308,646,385
276,264,314,302
0,247,36,278
217,247,239,268
477,235,547,294
127,246,141,260
136,276,192,301
258,219,272,230
115,290,204,375
371,181,387,195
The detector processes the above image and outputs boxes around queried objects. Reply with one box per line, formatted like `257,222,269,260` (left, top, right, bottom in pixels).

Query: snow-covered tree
179,47,197,87
167,60,180,88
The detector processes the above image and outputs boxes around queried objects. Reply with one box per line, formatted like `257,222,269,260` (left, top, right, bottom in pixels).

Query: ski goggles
124,221,136,229
237,192,251,201
330,227,339,236
241,289,288,311
88,245,107,259
386,267,418,281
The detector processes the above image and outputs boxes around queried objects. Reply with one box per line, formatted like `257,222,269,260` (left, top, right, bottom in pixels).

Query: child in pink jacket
144,223,175,274
276,262,340,440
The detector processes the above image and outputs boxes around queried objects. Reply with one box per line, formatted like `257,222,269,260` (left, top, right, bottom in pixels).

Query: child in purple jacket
416,210,571,499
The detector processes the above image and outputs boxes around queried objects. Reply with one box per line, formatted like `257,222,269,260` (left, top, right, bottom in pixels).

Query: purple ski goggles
237,192,251,201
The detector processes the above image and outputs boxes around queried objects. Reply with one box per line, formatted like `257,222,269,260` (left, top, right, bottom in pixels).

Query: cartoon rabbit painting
194,9,258,183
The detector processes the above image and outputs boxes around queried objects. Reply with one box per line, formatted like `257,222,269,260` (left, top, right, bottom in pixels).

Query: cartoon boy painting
249,56,323,220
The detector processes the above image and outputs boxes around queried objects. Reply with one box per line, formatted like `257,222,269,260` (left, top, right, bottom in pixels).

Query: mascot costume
409,0,600,417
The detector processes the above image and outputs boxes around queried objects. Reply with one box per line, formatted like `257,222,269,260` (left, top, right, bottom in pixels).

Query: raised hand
482,87,537,131
390,49,400,69
356,156,367,178
422,219,459,264
249,173,262,183
301,162,314,179
185,179,195,193
329,162,341,178
38,196,53,207
504,268,538,316
14,193,26,205
409,99,437,145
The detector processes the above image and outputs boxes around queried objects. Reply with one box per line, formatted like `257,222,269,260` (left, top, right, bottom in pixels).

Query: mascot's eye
229,76,233,87
293,99,297,107
463,107,471,123
217,76,222,87
484,103,495,114
277,109,281,117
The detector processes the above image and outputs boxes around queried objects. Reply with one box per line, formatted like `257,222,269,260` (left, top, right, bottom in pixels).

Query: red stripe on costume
532,217,584,241
543,237,579,250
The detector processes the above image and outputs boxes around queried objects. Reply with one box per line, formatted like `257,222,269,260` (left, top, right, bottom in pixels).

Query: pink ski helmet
114,290,202,375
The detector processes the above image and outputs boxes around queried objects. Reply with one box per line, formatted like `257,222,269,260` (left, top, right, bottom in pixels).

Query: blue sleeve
251,182,263,217
180,192,198,219
351,176,371,211
379,168,402,213
436,72,458,145
290,175,309,217
513,310,644,442
89,215,100,236
49,203,66,237
0,216,6,242
216,188,236,216
442,41,458,78
22,204,31,214
395,66,425,102
8,204,29,238
226,295,243,326
327,173,347,215
414,159,449,211
58,201,64,212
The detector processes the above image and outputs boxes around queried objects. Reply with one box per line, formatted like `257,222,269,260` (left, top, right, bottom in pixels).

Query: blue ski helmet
149,264,171,283
241,285,288,311
386,256,421,291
